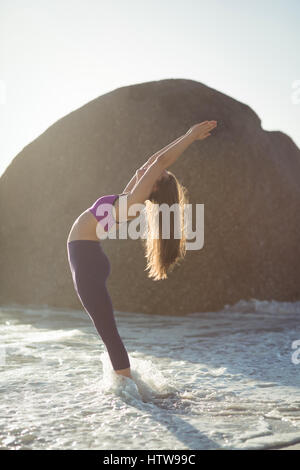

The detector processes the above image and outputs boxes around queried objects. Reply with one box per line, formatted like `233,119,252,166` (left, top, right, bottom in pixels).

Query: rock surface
1,78,300,315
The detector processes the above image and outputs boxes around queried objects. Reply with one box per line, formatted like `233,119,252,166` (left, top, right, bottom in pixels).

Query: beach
1,299,300,450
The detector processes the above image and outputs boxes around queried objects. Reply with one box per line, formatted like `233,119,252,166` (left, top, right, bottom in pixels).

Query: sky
0,0,299,176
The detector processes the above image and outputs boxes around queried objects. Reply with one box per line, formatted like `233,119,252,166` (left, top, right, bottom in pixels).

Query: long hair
142,170,189,281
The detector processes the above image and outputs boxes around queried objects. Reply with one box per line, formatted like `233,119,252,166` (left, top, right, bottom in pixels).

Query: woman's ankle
115,367,132,379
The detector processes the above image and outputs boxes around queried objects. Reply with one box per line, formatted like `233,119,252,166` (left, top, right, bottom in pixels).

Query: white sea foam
0,300,300,450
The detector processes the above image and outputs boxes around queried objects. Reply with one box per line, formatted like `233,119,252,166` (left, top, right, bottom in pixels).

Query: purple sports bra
89,193,127,232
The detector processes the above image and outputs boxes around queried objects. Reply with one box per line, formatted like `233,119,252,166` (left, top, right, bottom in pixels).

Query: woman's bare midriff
67,207,133,379
67,195,132,243
67,210,99,242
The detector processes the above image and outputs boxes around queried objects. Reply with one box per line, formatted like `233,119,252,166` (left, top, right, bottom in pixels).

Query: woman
67,120,217,380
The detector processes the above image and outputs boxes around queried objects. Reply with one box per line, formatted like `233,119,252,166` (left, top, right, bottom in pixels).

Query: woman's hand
187,120,217,141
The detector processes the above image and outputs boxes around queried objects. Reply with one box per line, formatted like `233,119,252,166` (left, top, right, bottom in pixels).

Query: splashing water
1,299,300,450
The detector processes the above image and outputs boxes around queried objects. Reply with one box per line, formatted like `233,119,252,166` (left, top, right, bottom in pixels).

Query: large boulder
1,79,300,315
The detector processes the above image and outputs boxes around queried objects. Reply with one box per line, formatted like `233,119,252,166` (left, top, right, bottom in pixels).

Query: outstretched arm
121,134,188,194
126,120,217,189
122,173,138,194
117,120,217,217
139,133,189,171
155,120,217,169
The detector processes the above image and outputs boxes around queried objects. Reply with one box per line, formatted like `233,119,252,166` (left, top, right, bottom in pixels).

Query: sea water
0,300,300,450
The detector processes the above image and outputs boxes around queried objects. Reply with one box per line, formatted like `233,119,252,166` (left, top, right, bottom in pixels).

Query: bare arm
116,120,217,219
155,120,217,169
122,173,137,194
139,134,188,171
122,132,196,209
115,159,166,222
121,134,186,193
131,120,217,177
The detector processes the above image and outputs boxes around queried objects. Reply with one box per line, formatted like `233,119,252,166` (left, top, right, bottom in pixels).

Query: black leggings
67,239,130,370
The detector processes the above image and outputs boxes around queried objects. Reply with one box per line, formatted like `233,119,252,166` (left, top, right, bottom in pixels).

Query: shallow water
0,299,300,450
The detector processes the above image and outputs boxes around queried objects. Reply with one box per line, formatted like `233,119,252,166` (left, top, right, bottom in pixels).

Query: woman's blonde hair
142,170,189,281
